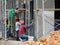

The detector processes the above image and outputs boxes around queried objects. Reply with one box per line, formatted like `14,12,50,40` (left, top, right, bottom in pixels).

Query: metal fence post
5,0,7,40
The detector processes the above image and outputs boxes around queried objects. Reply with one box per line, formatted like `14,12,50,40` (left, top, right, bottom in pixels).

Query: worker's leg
6,28,10,38
9,27,11,36
21,34,28,40
16,31,19,41
19,35,22,41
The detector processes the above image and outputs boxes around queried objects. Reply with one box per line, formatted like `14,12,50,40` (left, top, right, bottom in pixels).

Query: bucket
28,36,34,41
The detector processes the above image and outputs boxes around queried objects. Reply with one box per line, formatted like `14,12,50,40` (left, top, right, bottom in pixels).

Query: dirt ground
0,40,24,45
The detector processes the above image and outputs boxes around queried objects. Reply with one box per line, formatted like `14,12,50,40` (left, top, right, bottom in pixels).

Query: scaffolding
0,0,6,39
5,0,34,40
0,0,58,41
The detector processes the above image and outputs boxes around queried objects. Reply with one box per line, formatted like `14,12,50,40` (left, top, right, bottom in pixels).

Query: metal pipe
1,0,4,38
42,0,45,36
34,8,60,11
16,0,19,8
5,0,7,40
27,0,30,36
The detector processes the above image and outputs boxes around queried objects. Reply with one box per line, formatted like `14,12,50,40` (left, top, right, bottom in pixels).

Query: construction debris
23,30,60,45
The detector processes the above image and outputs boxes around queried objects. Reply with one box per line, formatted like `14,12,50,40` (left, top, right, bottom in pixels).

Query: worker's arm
26,22,33,28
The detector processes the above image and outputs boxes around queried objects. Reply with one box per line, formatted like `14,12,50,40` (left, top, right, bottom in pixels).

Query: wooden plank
34,8,60,11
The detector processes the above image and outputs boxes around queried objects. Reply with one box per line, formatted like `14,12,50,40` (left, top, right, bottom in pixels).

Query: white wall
34,11,43,39
34,11,54,39
43,11,54,36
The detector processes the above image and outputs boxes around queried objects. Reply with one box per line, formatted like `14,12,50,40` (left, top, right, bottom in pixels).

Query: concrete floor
0,40,24,45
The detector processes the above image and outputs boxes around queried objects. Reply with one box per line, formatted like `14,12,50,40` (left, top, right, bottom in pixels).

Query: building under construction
0,0,60,41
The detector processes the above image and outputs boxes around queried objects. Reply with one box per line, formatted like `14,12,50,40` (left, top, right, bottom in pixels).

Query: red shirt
18,25,27,35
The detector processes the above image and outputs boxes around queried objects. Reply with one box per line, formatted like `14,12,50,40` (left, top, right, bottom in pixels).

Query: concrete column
27,0,30,35
34,0,40,40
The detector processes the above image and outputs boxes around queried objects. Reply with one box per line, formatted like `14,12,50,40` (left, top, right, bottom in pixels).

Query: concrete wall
43,11,54,36
34,11,54,39
34,0,55,9
34,11,43,40
38,0,55,8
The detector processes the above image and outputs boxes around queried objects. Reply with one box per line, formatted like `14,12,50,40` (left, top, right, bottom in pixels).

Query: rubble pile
23,30,60,45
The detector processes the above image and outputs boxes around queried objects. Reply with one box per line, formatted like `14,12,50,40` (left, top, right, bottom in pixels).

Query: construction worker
6,18,11,38
18,19,33,41
15,17,20,41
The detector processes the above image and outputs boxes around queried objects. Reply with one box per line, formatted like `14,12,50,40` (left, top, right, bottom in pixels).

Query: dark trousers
16,31,19,40
19,34,28,41
6,27,11,38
